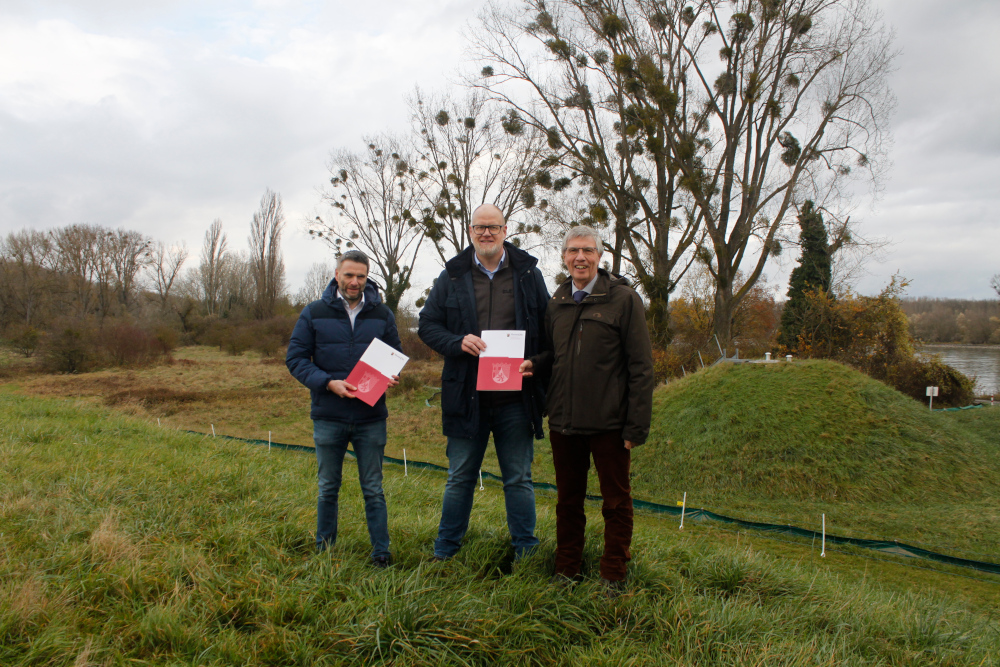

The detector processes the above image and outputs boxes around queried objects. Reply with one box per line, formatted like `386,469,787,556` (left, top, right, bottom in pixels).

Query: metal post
403,448,408,476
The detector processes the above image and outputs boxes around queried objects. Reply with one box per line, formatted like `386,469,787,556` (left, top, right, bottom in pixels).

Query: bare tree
104,229,152,313
0,229,56,328
51,224,101,317
220,250,256,317
248,189,287,319
199,219,228,316
295,261,335,306
662,0,895,345
472,1,706,341
312,135,424,314
473,0,895,345
407,89,550,263
149,242,189,309
991,274,1000,298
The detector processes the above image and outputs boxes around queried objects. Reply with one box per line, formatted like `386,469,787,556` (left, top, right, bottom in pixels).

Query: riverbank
918,344,1000,396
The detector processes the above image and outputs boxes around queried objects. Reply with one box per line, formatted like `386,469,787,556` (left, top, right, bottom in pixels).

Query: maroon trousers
549,430,633,581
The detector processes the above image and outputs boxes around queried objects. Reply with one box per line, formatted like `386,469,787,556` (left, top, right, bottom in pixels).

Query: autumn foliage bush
661,268,779,380
781,278,975,407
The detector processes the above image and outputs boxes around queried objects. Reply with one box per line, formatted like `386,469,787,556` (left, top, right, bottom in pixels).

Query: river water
918,345,1000,397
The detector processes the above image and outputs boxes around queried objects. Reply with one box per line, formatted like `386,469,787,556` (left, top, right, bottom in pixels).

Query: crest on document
357,373,377,393
492,362,510,384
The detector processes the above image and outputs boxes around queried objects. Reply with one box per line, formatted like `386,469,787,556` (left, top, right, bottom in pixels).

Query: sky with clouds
1,0,997,302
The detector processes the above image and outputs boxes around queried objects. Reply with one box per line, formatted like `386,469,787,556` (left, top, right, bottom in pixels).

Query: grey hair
337,249,370,269
561,226,602,253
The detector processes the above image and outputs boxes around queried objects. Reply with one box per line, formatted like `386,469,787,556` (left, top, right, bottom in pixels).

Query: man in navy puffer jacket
286,250,402,567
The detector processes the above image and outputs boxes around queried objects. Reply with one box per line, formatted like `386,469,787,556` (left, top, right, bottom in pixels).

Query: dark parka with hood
532,269,655,445
418,242,550,439
286,280,402,423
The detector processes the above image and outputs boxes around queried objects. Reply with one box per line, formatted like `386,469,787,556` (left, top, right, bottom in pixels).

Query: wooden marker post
926,386,939,411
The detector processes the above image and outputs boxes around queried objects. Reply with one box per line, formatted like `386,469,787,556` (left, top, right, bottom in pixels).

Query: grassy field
3,346,1000,663
7,347,1000,563
3,389,1000,665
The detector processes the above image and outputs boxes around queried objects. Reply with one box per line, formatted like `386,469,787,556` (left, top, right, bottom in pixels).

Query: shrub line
185,427,1000,578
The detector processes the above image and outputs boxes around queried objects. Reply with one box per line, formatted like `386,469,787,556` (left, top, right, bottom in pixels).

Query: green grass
3,392,1000,665
634,360,1000,562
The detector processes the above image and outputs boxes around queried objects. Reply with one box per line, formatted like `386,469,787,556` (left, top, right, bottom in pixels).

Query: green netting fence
186,429,1000,578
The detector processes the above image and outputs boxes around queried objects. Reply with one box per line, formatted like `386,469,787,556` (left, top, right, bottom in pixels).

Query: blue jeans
434,401,538,559
313,419,390,559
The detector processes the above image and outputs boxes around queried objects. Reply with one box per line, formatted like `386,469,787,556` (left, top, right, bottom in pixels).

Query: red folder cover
476,357,523,391
344,360,392,407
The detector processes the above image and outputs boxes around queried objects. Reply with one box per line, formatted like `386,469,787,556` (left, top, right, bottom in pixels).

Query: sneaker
372,556,391,569
600,577,626,599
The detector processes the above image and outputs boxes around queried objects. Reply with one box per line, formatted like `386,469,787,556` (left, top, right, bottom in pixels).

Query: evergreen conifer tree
778,201,832,349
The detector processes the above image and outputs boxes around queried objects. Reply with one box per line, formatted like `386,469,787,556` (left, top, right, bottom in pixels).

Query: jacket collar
321,279,383,311
445,241,538,279
553,269,626,305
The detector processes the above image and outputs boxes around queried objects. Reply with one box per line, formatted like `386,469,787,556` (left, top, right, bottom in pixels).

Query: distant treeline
901,298,1000,345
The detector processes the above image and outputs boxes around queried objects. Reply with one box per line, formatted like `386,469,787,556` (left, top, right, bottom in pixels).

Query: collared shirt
573,273,600,298
473,249,507,281
344,294,365,329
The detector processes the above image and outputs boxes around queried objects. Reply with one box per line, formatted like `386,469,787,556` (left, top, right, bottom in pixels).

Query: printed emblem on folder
344,338,409,407
476,330,525,391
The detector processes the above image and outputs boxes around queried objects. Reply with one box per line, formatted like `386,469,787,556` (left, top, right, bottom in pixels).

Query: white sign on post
926,386,939,410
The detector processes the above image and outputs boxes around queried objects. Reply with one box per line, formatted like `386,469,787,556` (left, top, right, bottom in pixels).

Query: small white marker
479,469,484,490
821,513,826,558
679,491,687,530
157,418,161,427
211,424,215,437
403,448,408,476
268,431,271,451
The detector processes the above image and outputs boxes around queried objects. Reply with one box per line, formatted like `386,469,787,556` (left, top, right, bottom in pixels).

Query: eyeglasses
471,224,505,235
564,246,599,257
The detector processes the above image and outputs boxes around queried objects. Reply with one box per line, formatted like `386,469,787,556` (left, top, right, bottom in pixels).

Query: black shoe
372,556,391,569
429,555,447,563
600,577,626,599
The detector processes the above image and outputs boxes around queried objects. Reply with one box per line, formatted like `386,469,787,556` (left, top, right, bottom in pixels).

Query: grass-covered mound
635,360,1000,504
4,392,1000,665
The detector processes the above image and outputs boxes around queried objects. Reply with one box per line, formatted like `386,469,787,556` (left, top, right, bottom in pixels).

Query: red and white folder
476,330,525,391
344,338,409,407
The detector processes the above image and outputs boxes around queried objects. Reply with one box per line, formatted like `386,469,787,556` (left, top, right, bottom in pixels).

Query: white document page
480,330,526,358
358,338,409,376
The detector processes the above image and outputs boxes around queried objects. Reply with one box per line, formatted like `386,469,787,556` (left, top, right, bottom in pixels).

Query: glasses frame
471,224,505,236
563,246,599,257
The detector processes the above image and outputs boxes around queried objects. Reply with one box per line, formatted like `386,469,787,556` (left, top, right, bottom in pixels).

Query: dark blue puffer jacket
286,280,402,423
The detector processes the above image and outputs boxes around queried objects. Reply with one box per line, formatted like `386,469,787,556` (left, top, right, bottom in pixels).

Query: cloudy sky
1,0,998,301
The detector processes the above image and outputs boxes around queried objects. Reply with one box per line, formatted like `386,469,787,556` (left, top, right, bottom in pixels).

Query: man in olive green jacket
521,225,655,597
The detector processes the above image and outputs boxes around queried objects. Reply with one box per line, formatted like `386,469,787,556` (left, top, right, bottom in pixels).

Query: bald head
471,203,505,225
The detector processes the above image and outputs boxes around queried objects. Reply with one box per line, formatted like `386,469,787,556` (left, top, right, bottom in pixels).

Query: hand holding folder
344,338,409,406
476,330,525,391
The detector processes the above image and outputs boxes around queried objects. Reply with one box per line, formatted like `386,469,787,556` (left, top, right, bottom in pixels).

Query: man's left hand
388,374,400,388
624,440,636,450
